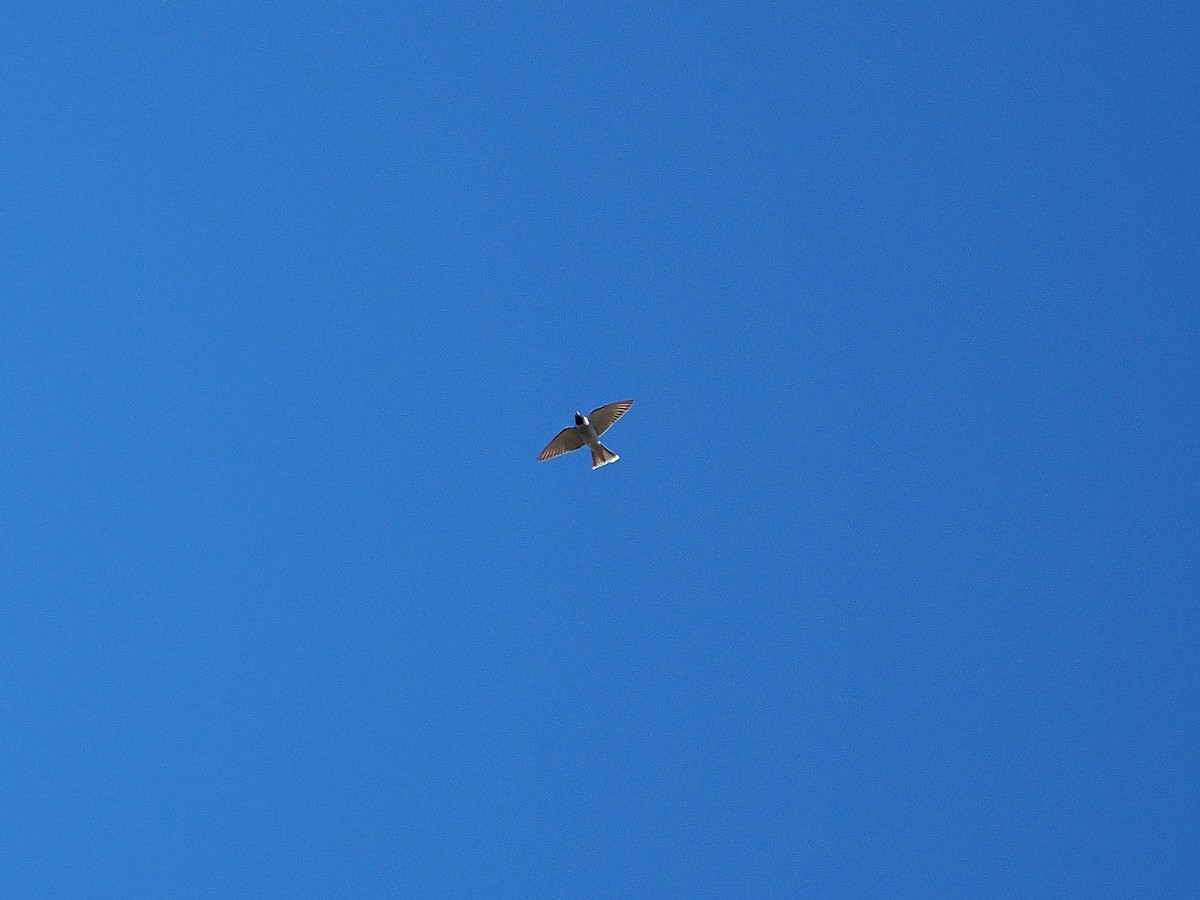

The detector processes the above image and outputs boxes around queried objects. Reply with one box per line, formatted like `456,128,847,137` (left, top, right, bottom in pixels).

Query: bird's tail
590,442,619,469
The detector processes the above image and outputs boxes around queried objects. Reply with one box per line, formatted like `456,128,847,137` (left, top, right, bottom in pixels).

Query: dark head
574,412,586,426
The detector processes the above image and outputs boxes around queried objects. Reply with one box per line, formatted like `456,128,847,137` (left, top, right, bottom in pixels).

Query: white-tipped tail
590,442,619,469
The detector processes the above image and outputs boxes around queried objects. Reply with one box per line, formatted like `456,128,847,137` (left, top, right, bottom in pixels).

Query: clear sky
3,3,1197,897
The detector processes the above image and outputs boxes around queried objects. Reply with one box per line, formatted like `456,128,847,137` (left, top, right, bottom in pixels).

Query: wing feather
588,400,634,437
537,427,585,461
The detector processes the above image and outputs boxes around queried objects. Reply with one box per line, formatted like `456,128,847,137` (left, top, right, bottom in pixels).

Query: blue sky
2,3,1197,897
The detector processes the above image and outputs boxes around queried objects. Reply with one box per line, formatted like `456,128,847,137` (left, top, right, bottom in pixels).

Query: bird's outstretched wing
537,427,585,461
588,400,634,437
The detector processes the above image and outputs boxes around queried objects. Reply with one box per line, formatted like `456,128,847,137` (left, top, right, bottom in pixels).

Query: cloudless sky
2,3,1197,897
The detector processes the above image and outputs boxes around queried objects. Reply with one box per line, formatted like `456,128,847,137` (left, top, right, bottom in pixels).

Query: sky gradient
3,3,1198,897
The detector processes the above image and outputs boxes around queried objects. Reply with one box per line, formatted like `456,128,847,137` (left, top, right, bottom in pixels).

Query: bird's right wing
537,427,585,461
588,400,634,436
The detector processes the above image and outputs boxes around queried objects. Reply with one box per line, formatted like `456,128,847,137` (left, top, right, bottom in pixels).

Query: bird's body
538,401,634,469
574,412,617,469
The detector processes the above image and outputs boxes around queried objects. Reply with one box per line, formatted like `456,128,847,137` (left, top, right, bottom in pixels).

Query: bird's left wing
588,400,634,436
537,427,585,461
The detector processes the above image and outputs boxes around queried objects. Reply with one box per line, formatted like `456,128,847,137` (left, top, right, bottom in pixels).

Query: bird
537,400,634,470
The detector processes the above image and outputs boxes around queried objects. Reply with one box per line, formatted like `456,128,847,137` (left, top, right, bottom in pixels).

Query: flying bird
537,400,634,470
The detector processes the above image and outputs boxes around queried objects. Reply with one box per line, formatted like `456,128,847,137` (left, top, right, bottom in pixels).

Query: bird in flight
537,400,634,470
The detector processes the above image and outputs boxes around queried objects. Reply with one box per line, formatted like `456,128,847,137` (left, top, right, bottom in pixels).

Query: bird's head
575,412,587,426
